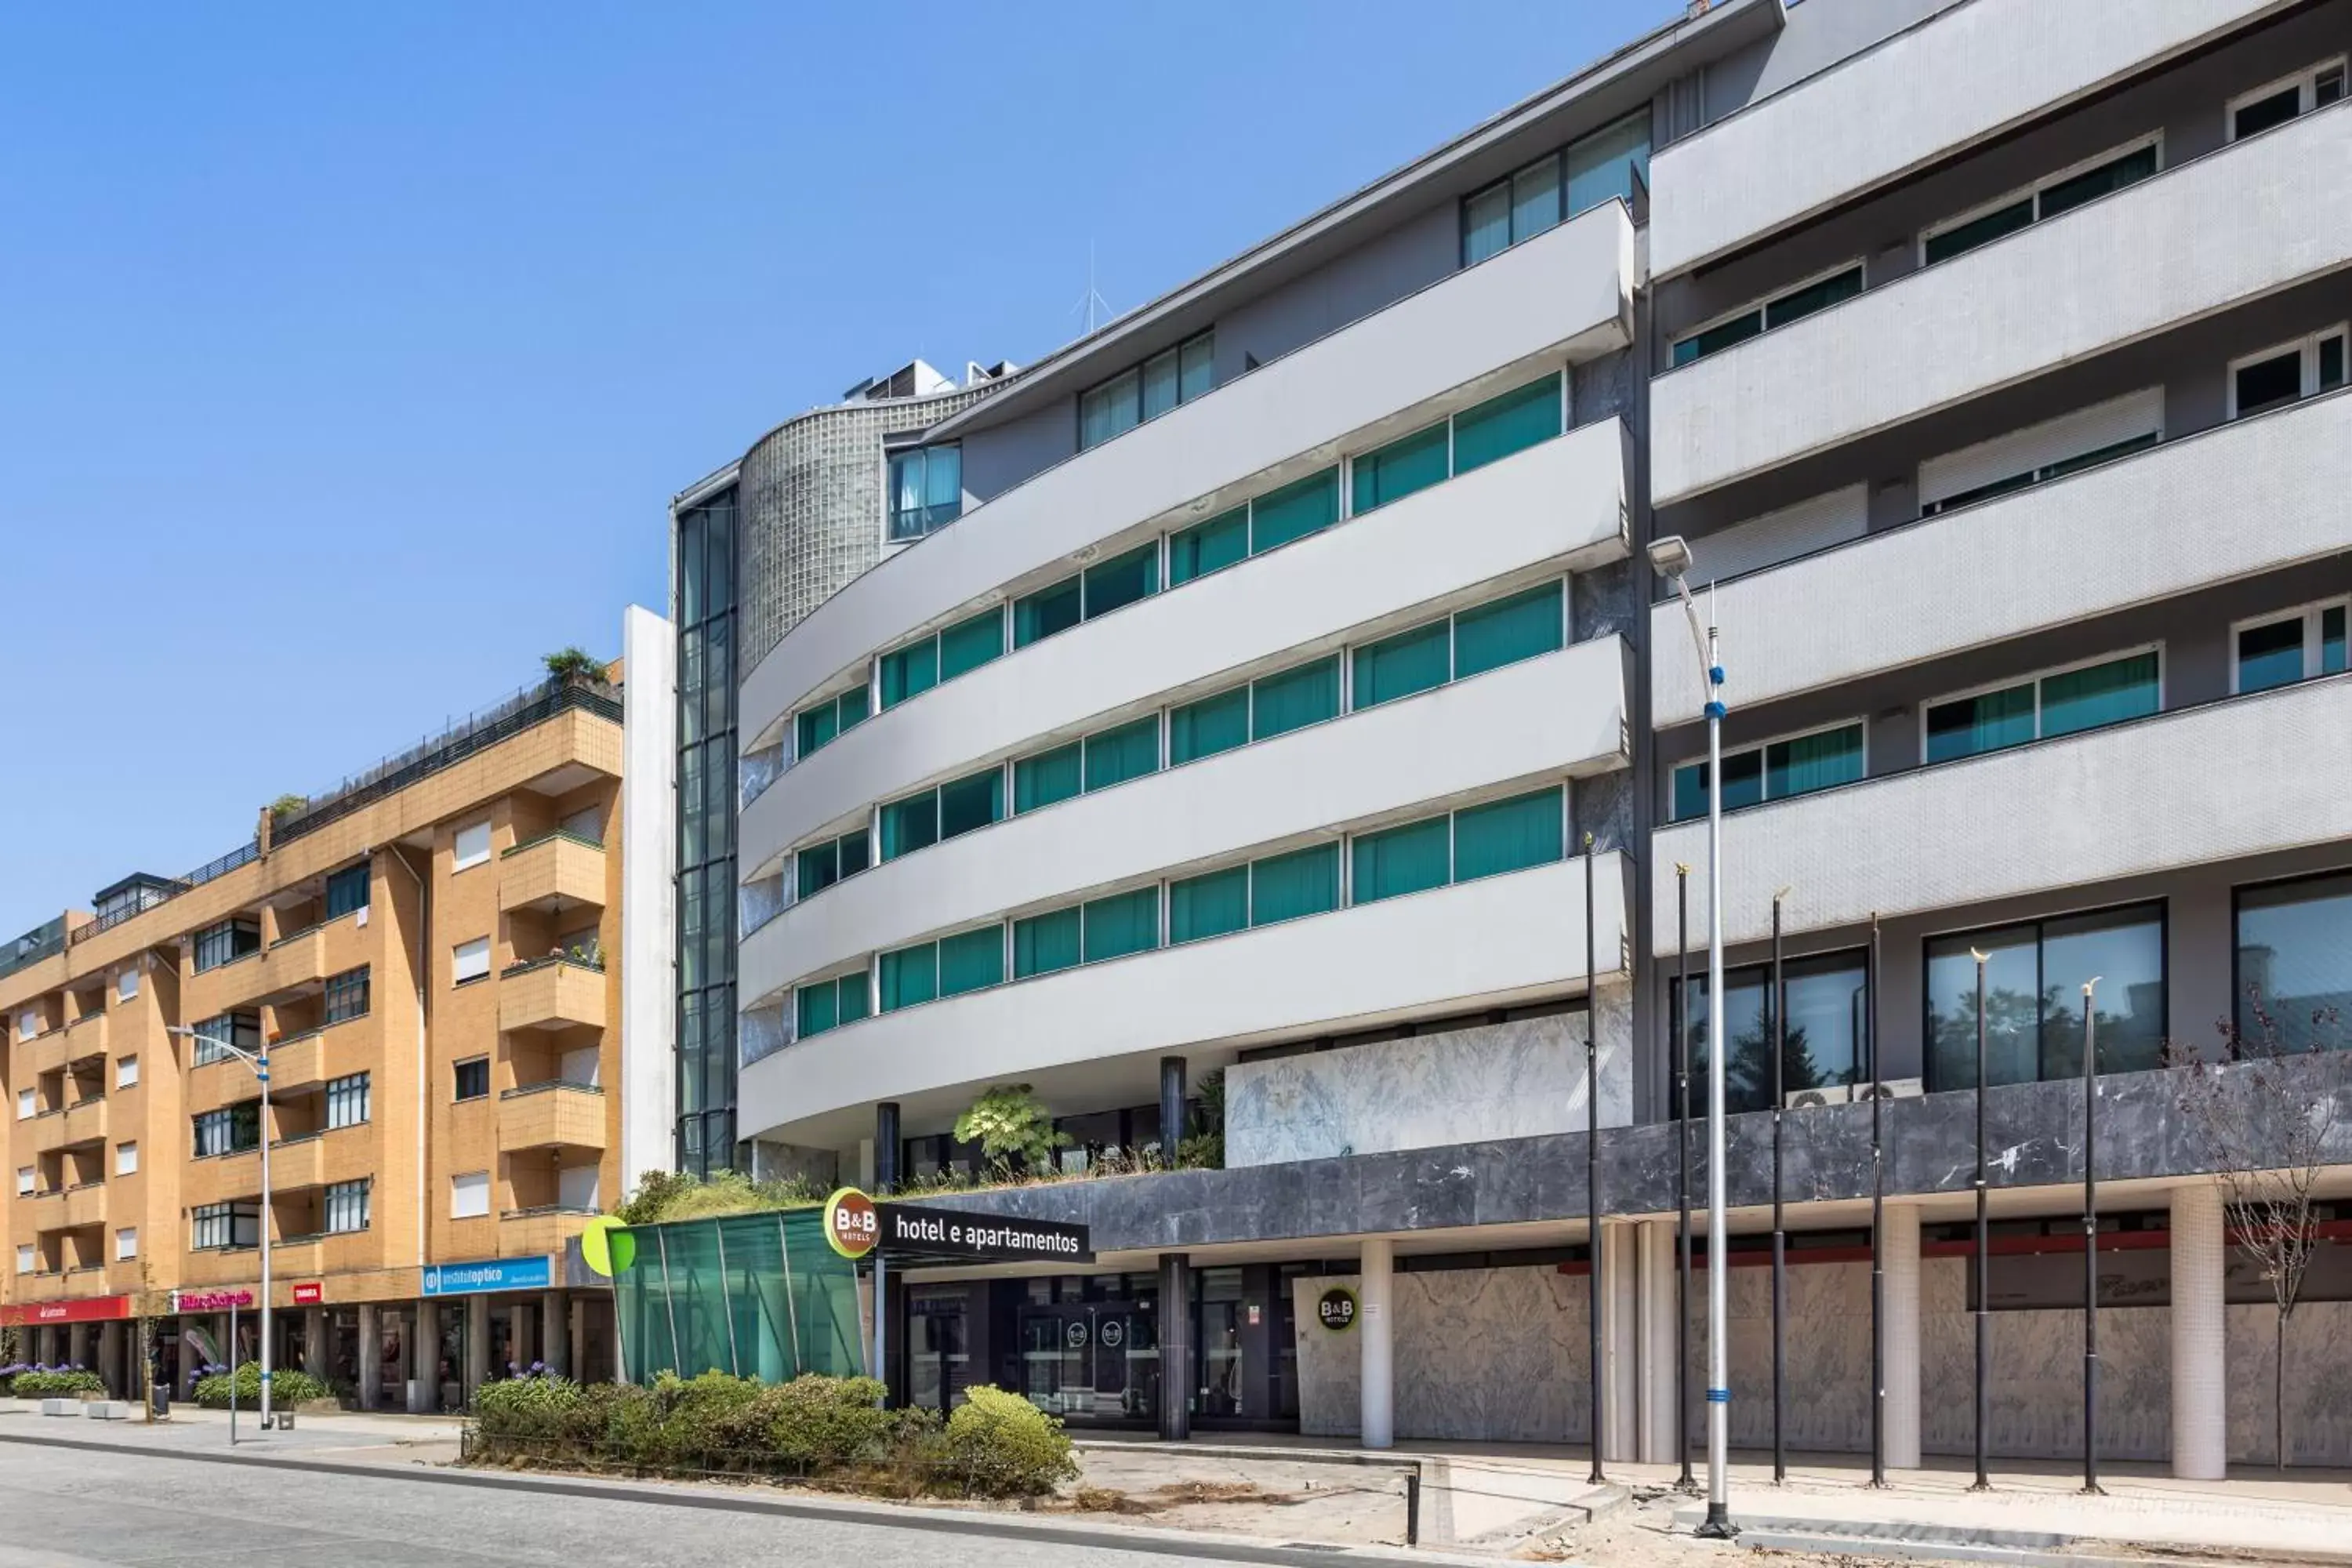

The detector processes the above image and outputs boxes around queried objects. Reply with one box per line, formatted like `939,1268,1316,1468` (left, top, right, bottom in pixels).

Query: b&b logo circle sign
824,1188,880,1260
1316,1287,1359,1333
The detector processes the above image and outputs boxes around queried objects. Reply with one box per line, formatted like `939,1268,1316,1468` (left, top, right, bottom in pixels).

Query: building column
1603,1222,1639,1462
1158,1253,1192,1441
1160,1057,1187,1160
1884,1203,1922,1471
464,1295,491,1403
98,1322,125,1397
514,1296,537,1373
2171,1182,2227,1479
1360,1236,1395,1450
37,1324,59,1366
303,1308,327,1379
410,1300,439,1413
875,1103,901,1192
357,1303,382,1411
67,1323,91,1370
541,1290,570,1377
1636,1219,1676,1463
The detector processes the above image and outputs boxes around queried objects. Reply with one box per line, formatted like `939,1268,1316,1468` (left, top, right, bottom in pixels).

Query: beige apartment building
0,609,676,1409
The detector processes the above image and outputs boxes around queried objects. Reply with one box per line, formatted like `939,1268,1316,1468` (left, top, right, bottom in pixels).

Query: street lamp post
172,1026,274,1435
1648,535,1736,1540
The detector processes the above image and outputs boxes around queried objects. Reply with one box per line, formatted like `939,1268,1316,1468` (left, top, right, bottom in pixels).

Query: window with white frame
1078,332,1213,450
452,936,491,985
1919,136,2161,267
115,1054,138,1090
326,1072,371,1129
116,968,138,1003
1917,389,2164,517
325,1178,371,1234
191,1201,259,1250
115,1227,137,1261
1672,262,1864,366
2229,56,2346,142
2229,326,2348,419
1923,647,2161,764
15,1244,32,1275
16,1009,35,1040
453,819,492,872
451,1170,490,1219
2234,599,2350,694
15,1088,33,1120
14,1167,31,1196
1671,720,1867,822
115,1141,137,1176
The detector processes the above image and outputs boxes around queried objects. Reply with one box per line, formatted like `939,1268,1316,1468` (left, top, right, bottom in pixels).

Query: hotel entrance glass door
1017,1300,1156,1425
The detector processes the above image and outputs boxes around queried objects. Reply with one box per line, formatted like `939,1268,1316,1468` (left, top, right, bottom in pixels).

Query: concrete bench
83,1401,132,1420
38,1399,81,1416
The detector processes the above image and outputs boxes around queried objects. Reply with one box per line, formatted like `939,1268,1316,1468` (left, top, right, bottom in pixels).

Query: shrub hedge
194,1363,335,1409
9,1369,105,1397
469,1372,1075,1499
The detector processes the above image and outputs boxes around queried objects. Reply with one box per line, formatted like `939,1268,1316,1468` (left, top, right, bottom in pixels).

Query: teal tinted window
1014,576,1083,648
2039,652,2158,739
1453,789,1563,882
837,685,870,735
796,702,837,759
1352,816,1450,905
839,829,869,878
937,768,1004,841
1352,619,1450,710
1169,507,1247,585
1170,687,1250,764
836,973,869,1025
938,609,1005,681
879,791,938,859
938,927,1004,998
1013,908,1081,978
878,637,938,710
1248,468,1339,554
1453,582,1563,679
1083,544,1159,619
795,980,838,1039
1169,866,1249,945
1451,375,1561,474
1251,844,1338,926
1350,423,1449,515
797,840,839,900
1926,682,2037,764
879,943,938,1011
1251,657,1339,741
1014,742,1083,814
1084,717,1160,791
1082,888,1160,963
1763,724,1864,800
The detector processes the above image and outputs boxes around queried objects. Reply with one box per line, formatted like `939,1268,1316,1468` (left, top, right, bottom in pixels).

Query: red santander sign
0,1296,129,1327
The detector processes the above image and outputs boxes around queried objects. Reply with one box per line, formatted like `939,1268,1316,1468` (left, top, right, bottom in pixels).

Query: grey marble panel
2225,1300,2352,1466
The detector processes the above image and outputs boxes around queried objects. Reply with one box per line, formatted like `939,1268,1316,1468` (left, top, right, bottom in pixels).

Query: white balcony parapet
1650,677,2352,952
1650,0,2295,280
1653,100,2352,504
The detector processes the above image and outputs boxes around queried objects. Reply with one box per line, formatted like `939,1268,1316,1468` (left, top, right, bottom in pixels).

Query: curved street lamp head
1647,533,1695,580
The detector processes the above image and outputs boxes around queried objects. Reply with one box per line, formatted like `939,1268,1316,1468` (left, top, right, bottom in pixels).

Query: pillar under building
2171,1182,2227,1479
1359,1236,1394,1450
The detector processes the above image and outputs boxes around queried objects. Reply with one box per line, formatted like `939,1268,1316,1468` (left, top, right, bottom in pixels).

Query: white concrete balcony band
1650,673,2352,950
1652,99,2352,505
741,850,1630,1149
739,636,1628,1003
740,202,1636,742
740,417,1632,880
1648,0,2294,280
1651,387,2352,727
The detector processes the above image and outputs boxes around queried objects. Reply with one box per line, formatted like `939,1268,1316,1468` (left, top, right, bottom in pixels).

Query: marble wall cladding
1294,1265,1595,1443
2224,1300,2352,1466
1676,1261,1875,1452
1228,1003,1633,1168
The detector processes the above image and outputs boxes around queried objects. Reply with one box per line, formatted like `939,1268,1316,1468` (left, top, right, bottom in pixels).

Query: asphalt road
0,1443,1229,1568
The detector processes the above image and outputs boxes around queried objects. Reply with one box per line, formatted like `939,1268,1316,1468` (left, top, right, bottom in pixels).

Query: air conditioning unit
1855,1078,1925,1102
1785,1085,1852,1109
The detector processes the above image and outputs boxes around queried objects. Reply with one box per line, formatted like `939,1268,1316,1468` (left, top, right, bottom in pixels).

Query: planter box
83,1401,131,1421
39,1399,79,1416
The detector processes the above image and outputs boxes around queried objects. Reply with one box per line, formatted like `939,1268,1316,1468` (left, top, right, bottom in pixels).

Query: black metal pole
1770,894,1787,1486
1867,915,1886,1488
1971,952,1991,1492
2082,985,2103,1495
1675,865,1694,1491
1585,834,1605,1485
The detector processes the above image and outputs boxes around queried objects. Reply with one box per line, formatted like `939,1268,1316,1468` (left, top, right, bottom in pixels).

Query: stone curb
1670,1505,2352,1568
0,1428,1508,1568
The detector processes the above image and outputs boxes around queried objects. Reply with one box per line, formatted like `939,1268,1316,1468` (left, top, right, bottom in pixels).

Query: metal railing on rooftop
63,840,259,948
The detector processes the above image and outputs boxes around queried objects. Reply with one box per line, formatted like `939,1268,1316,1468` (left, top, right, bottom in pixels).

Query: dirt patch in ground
1519,1486,1976,1567
1065,1479,1311,1515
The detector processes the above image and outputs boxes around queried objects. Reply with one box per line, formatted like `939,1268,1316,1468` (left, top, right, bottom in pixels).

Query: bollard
1405,1465,1421,1547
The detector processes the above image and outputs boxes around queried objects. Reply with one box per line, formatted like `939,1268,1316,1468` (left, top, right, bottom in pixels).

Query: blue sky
0,1,1667,932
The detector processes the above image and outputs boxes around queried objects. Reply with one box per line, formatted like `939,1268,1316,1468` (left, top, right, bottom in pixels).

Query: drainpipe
385,846,430,1268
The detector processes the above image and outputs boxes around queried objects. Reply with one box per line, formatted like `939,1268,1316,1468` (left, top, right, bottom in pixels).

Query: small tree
954,1085,1069,1178
543,647,604,684
2165,990,2345,1469
268,793,309,819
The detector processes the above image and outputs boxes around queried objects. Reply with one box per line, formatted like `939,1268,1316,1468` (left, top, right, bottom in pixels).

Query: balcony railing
64,842,258,948
499,1080,604,1100
502,1204,601,1218
501,953,605,979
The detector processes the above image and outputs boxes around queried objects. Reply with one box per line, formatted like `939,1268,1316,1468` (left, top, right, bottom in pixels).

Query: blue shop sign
422,1257,553,1296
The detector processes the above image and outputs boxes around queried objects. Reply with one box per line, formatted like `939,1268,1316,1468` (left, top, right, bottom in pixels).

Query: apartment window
452,937,492,985
324,965,370,1023
880,608,1004,711
796,829,873,899
794,971,870,1040
1671,949,1871,1116
879,927,1004,1013
2229,57,2345,142
14,1009,33,1040
1352,375,1565,519
1351,787,1566,908
887,442,963,543
1461,109,1650,264
1083,717,1160,793
1671,722,1865,823
190,1011,260,1065
1078,331,1213,450
1673,264,1863,367
326,1071,371,1129
880,767,1004,861
453,819,492,872
450,1171,489,1220
192,916,260,972
1924,904,2165,1091
192,1102,260,1159
325,1178,371,1234
115,1054,137,1090
1014,742,1083,815
1250,657,1340,742
14,1088,31,1120
115,1142,136,1176
1249,844,1340,927
13,1244,30,1275
1011,545,1160,652
1245,469,1340,556
115,1226,137,1261
795,684,872,760
1923,649,2159,764
116,968,138,1004
2234,600,2349,694
2229,327,2348,419
453,1057,490,1102
1921,138,2160,267
1168,507,1247,586
2236,871,2352,1051
1010,884,1162,981
325,862,372,920
14,1167,31,1196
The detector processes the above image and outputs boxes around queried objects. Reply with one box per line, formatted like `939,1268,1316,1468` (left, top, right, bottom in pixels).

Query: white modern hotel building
677,0,2352,1472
